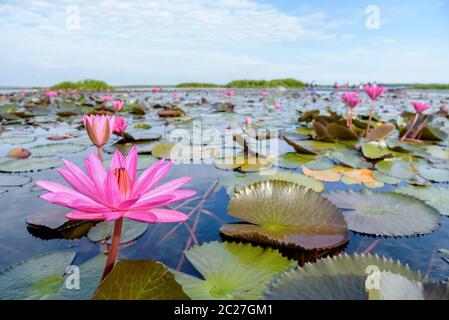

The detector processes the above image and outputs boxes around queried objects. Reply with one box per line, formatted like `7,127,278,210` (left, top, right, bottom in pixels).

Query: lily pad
87,219,148,244
0,251,76,299
221,181,348,250
264,253,425,300
0,174,32,187
0,156,61,173
371,171,402,185
330,149,373,169
366,123,395,141
325,189,441,236
341,169,384,188
0,135,36,145
304,156,336,170
92,260,188,300
151,142,176,159
277,153,316,168
375,158,419,180
395,185,449,216
172,241,295,300
214,155,271,172
361,143,392,160
302,166,342,182
28,143,86,157
326,123,359,140
416,163,449,182
53,255,107,300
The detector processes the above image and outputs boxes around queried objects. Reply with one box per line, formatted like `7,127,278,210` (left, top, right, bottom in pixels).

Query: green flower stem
400,113,419,141
364,100,375,138
101,218,123,280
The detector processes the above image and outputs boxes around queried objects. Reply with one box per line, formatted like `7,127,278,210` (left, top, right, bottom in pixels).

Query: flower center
114,168,132,197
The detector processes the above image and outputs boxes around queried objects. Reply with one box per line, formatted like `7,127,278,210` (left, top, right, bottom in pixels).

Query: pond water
1,87,449,286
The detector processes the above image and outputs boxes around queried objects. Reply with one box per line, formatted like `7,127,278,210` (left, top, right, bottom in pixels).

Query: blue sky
0,0,448,86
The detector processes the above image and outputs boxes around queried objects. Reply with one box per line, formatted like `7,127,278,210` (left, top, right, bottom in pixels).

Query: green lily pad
326,123,359,140
28,143,86,157
0,156,61,173
52,255,107,300
277,153,316,168
361,143,392,160
0,173,32,187
416,163,449,182
371,171,402,184
330,149,373,169
264,253,425,300
92,260,189,300
133,123,152,129
0,135,37,145
0,251,76,299
304,156,336,170
87,219,148,244
172,241,295,300
151,142,176,159
325,189,441,236
313,121,334,142
366,123,396,141
395,185,449,216
221,180,348,250
375,158,419,180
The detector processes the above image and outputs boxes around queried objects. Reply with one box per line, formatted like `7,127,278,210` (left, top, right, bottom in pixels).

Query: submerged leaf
0,156,61,173
325,189,441,236
221,181,348,250
172,241,295,300
87,219,148,244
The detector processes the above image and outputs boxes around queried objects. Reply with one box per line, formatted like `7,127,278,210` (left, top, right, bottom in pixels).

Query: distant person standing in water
334,82,339,91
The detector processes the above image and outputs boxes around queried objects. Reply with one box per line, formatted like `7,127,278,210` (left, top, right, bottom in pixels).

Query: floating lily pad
366,123,396,141
214,155,271,172
264,253,425,300
92,260,188,300
87,219,148,244
326,123,359,140
395,185,449,216
0,135,36,145
0,251,76,300
330,149,373,169
28,143,86,157
220,170,324,196
304,156,336,170
361,143,392,160
221,181,348,250
375,158,419,180
0,156,61,173
302,166,343,182
151,142,176,159
325,189,440,236
371,171,402,185
53,255,107,300
172,241,295,300
0,174,31,187
416,163,449,182
341,169,384,188
277,153,316,168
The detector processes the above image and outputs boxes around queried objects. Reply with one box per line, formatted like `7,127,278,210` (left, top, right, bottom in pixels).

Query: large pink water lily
36,146,195,224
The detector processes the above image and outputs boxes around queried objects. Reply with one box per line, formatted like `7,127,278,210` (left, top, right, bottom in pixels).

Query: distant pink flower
112,100,124,112
171,92,179,101
112,117,126,136
341,92,362,109
274,101,282,111
364,85,386,101
46,90,58,98
152,87,161,94
102,96,112,102
19,90,25,97
113,116,127,136
217,88,225,94
225,90,234,97
411,100,430,113
83,114,115,148
36,146,195,223
245,117,252,125
261,91,270,98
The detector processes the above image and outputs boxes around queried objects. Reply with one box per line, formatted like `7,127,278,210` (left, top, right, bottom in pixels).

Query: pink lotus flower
83,114,115,148
341,92,362,109
19,90,25,97
152,87,161,94
36,146,195,223
217,88,225,94
245,117,252,126
225,90,234,97
112,100,124,112
364,85,386,101
274,101,282,111
46,90,58,98
411,100,430,113
113,116,127,136
102,95,112,102
261,91,270,98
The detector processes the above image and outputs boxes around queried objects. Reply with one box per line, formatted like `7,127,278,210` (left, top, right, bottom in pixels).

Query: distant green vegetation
177,83,220,88
383,83,449,90
175,78,305,89
225,78,305,88
52,79,112,91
